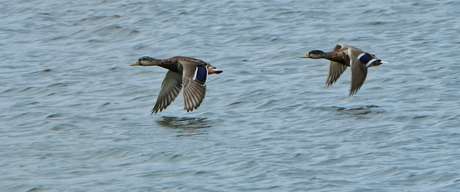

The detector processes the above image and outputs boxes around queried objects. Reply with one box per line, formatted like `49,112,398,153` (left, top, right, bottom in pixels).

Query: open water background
1,0,460,191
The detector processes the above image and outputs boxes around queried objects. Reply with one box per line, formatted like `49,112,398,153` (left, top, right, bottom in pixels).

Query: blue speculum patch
195,66,207,82
359,53,373,64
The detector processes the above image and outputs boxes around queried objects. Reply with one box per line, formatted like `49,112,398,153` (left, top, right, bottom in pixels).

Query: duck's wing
151,71,183,114
180,60,207,112
327,61,348,86
346,46,369,96
326,44,349,86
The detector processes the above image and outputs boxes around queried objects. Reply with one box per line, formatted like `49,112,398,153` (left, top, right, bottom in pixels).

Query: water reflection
317,105,384,116
157,116,212,136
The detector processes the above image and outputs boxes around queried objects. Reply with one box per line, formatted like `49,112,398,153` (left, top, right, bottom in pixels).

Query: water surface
1,0,460,191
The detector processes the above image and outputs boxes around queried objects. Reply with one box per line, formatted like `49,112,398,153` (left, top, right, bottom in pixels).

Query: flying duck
130,56,223,114
301,44,386,96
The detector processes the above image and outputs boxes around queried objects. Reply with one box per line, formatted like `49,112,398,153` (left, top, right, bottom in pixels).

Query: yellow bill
130,61,141,66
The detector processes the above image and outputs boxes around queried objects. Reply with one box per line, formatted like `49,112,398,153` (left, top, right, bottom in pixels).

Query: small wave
92,25,140,38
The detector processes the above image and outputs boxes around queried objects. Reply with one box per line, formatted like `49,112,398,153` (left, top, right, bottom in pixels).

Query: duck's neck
157,58,182,73
325,52,350,66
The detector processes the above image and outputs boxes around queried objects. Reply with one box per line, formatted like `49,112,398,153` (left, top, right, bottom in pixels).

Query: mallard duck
130,56,223,114
301,44,386,96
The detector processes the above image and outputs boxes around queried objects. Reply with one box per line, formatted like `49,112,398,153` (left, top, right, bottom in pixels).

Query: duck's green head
130,56,158,66
301,50,325,59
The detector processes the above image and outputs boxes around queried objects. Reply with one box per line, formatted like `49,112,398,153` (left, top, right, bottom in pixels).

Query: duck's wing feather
327,61,348,86
346,46,368,96
151,71,183,114
180,60,207,112
333,44,343,52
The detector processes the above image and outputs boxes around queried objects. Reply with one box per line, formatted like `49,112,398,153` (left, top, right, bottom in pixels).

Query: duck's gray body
301,44,386,96
131,56,222,114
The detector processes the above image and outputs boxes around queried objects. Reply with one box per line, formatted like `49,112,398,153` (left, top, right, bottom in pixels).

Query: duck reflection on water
156,116,212,130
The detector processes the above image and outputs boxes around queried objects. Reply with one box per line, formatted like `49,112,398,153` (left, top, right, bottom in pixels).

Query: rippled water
2,0,460,191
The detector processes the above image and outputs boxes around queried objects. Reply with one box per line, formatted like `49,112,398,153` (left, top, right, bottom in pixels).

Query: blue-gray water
1,0,460,191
